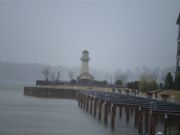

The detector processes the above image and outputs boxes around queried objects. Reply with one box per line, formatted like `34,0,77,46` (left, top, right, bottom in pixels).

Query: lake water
0,86,138,135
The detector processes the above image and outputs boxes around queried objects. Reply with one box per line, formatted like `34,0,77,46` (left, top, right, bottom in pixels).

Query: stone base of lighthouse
77,72,94,85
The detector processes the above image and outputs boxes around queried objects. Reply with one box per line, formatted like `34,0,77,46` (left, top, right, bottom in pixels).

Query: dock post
130,106,134,115
179,118,180,135
144,108,149,133
78,92,81,106
108,102,111,114
126,105,130,122
104,102,108,124
134,106,139,127
138,109,143,135
164,115,171,135
111,104,116,129
164,114,168,135
83,95,86,109
81,94,83,108
119,105,122,119
111,105,116,129
149,111,155,135
81,94,84,108
79,93,82,107
167,118,171,135
93,98,97,117
90,97,93,114
98,100,102,120
86,96,89,112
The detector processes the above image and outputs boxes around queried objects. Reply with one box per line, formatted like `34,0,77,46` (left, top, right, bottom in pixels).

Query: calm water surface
0,86,138,135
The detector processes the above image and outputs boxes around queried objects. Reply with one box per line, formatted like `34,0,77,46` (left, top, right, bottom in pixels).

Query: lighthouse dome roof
83,50,89,53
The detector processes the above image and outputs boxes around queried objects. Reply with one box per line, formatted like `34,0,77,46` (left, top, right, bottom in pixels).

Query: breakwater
24,86,77,99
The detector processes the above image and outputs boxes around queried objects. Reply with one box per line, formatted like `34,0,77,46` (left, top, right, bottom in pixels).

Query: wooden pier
78,90,180,135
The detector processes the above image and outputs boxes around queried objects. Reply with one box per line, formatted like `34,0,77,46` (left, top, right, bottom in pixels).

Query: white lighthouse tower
77,50,94,84
80,50,90,74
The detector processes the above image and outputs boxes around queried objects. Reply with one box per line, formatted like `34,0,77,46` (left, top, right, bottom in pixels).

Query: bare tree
56,70,61,81
51,72,56,81
68,71,74,80
42,66,51,81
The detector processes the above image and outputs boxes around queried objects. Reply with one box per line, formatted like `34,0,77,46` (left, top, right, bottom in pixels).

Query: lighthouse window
84,53,88,57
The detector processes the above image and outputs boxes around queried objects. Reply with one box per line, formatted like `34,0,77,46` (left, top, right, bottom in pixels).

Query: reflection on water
0,88,138,135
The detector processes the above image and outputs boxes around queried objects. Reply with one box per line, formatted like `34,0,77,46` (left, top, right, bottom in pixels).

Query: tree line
122,72,180,91
42,66,180,91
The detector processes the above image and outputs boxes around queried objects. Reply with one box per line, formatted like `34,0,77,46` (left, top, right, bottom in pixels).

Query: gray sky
0,0,179,72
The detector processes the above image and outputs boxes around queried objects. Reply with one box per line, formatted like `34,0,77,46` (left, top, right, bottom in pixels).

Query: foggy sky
0,0,179,72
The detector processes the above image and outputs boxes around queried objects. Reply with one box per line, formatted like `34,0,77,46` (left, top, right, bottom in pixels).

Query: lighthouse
77,50,94,84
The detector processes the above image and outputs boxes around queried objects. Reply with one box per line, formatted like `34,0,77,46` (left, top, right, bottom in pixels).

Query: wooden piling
144,108,149,133
108,102,111,114
134,106,139,127
86,96,89,112
138,109,143,135
104,102,108,124
119,105,122,119
149,111,155,135
125,105,130,122
93,98,97,117
82,95,84,108
164,115,168,135
78,93,81,106
167,119,171,135
80,93,82,107
98,101,102,120
130,106,134,115
111,105,116,129
83,95,86,109
90,98,93,114
80,94,82,108
178,117,180,135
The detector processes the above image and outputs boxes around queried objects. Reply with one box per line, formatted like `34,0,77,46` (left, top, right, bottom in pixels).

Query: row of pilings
78,90,180,135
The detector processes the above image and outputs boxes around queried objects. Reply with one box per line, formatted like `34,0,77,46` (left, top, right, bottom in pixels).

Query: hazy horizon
0,0,179,72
